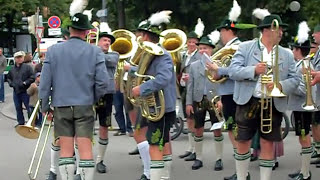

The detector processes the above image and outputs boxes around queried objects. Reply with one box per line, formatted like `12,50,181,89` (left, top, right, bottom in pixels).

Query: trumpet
302,58,317,111
260,19,286,134
211,96,225,122
15,100,52,180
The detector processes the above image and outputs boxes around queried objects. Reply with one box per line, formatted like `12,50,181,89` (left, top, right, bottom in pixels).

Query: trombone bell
15,126,39,139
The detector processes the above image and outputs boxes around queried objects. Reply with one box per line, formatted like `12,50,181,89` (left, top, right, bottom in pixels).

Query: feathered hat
197,30,220,48
187,18,204,39
69,0,93,30
99,22,115,44
137,10,172,36
253,8,288,29
289,21,311,49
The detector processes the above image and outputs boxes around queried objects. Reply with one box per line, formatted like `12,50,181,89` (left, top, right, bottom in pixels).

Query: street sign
48,16,61,29
48,28,61,36
36,26,44,39
96,9,108,18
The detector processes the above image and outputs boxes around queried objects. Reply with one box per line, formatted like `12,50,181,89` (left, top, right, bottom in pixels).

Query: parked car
4,57,14,82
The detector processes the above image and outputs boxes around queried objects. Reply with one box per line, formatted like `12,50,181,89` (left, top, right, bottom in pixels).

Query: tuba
206,44,238,83
260,19,286,134
133,41,166,121
111,29,138,93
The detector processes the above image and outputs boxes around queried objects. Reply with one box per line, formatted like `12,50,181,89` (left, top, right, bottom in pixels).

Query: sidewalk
0,89,16,120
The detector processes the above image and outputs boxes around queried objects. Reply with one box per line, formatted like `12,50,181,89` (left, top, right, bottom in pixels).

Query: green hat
197,36,215,48
289,38,311,49
99,32,115,44
314,24,320,33
70,13,94,30
137,21,164,36
137,10,172,36
217,19,239,30
187,31,199,39
257,14,288,29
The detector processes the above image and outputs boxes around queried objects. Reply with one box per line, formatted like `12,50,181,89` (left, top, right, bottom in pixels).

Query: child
27,72,42,127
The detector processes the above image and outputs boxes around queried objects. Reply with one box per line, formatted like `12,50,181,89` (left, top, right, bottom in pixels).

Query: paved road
0,84,319,180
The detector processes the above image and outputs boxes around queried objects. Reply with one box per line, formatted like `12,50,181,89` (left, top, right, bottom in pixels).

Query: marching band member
186,31,224,171
228,8,299,180
206,0,255,179
287,21,314,180
131,10,176,180
95,22,118,174
178,18,203,161
310,24,320,168
39,12,109,180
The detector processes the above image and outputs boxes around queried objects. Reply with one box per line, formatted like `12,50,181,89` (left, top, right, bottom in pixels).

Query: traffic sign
48,28,61,36
96,9,108,18
48,16,61,29
36,26,44,39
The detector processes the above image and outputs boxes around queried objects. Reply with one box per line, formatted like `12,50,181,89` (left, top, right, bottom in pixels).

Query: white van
32,38,65,64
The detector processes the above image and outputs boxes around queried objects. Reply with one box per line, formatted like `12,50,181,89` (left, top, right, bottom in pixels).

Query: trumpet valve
261,75,272,84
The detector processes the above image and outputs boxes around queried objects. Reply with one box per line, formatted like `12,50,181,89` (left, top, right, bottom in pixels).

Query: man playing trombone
39,13,108,180
228,9,299,180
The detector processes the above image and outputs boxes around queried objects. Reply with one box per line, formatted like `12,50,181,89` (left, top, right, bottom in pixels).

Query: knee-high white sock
161,155,172,180
301,146,313,178
96,138,109,163
79,159,95,180
50,143,60,174
138,141,151,179
259,159,274,180
214,135,224,160
194,136,204,161
187,133,195,152
59,157,75,180
235,151,250,180
74,144,80,175
314,142,320,154
150,160,164,180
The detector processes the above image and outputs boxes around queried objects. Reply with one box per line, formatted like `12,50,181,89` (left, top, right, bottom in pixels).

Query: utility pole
101,0,107,22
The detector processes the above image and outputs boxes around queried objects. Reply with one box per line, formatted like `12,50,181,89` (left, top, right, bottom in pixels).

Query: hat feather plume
69,0,88,16
208,30,220,45
83,8,93,21
194,18,205,38
252,8,270,20
229,0,241,22
100,22,112,34
139,20,148,27
148,10,172,26
297,21,310,44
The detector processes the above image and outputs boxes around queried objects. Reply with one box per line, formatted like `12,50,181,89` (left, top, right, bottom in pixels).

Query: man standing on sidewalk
0,47,7,102
7,51,34,126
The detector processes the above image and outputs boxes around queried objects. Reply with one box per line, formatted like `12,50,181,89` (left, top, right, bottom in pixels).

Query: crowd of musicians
11,0,320,180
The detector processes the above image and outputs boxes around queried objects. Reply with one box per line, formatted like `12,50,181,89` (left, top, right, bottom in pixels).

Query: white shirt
253,40,276,98
185,49,197,67
225,37,238,46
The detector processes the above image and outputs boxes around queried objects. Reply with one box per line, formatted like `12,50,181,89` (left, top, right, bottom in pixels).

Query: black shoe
214,159,223,171
129,147,140,155
185,153,196,161
289,172,311,180
114,131,126,136
179,151,192,159
288,170,301,178
46,171,57,180
192,159,203,170
311,151,320,158
224,173,237,180
74,174,81,180
96,161,107,173
138,174,150,180
246,173,251,180
272,161,279,170
310,158,320,164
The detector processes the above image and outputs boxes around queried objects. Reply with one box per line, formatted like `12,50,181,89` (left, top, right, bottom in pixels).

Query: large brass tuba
260,19,286,134
133,41,166,121
206,44,238,83
111,29,138,92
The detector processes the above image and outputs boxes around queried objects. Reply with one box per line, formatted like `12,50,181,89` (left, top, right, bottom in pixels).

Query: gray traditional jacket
229,39,299,112
104,52,119,94
39,37,109,112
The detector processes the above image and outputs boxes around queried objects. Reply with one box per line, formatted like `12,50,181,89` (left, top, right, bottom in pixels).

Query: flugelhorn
302,58,317,111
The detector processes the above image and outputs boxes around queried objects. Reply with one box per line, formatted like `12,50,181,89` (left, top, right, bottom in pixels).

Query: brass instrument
111,29,138,93
16,100,52,179
86,21,100,45
211,96,225,122
260,19,286,134
302,58,317,111
206,44,239,83
133,41,166,121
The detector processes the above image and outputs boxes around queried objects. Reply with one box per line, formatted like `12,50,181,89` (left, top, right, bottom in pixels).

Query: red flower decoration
231,22,235,28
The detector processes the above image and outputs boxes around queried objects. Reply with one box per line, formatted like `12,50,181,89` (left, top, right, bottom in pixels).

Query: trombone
260,19,286,134
86,21,100,45
15,100,52,180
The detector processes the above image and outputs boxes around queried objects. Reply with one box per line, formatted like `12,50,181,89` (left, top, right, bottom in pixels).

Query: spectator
27,72,42,127
24,52,35,71
34,53,45,73
113,90,133,136
0,47,7,102
7,51,35,126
